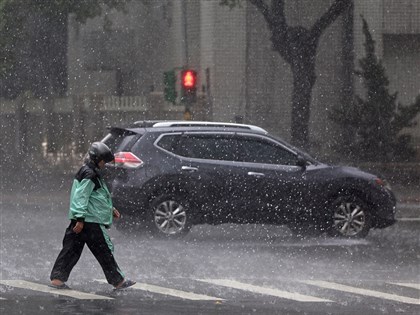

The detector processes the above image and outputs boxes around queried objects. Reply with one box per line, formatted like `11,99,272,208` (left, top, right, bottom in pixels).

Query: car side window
158,134,238,161
177,135,210,158
157,134,179,153
171,134,238,161
157,133,297,165
236,136,298,165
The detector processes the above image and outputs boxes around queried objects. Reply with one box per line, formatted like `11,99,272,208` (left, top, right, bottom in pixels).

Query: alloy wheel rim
333,202,366,236
154,200,187,235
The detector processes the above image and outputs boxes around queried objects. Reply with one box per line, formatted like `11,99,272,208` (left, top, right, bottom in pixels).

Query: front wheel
327,196,371,238
148,194,192,238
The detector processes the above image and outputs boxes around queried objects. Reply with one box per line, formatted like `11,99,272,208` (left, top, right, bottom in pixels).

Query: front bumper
369,188,397,228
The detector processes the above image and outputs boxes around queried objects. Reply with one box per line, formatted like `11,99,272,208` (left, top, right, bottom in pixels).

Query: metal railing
102,95,148,111
0,95,149,113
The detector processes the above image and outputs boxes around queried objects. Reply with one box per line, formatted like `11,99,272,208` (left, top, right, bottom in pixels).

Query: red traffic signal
181,69,197,103
181,70,197,90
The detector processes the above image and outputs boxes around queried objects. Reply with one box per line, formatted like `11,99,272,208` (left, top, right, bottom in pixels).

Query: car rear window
102,129,141,152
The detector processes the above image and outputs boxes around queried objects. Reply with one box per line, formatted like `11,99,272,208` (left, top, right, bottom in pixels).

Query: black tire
326,195,371,238
147,193,192,238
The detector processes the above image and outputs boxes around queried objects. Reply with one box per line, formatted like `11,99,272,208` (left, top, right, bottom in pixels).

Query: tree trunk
250,0,352,149
290,52,317,149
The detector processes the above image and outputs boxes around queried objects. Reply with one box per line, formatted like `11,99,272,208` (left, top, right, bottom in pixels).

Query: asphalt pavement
1,196,419,314
1,171,419,315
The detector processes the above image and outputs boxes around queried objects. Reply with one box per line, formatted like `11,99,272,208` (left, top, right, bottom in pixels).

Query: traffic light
163,70,177,104
181,69,197,103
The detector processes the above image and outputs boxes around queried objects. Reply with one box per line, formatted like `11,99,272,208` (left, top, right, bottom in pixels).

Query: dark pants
50,221,125,286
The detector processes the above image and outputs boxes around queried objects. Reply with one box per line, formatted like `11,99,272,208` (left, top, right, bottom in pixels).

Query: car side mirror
296,156,307,170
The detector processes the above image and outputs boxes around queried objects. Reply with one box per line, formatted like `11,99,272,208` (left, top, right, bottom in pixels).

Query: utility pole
181,1,192,119
181,1,189,65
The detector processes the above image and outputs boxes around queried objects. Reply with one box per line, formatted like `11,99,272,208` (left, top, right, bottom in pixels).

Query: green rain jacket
68,162,114,226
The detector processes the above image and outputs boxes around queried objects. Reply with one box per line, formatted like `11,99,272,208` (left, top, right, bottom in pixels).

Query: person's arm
73,221,84,234
70,179,95,233
113,207,121,219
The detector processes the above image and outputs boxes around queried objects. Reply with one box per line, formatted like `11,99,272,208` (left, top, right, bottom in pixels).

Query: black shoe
114,279,136,290
48,283,71,289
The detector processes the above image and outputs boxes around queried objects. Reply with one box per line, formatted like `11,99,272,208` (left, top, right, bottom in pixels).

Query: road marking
301,280,420,305
398,218,420,222
197,279,332,302
0,297,6,300
391,282,420,290
95,279,224,301
398,203,420,209
0,280,113,300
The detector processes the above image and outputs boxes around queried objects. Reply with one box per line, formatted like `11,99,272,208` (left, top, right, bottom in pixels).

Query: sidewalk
0,171,72,207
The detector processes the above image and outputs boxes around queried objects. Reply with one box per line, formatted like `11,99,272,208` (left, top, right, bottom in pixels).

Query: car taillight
114,152,143,169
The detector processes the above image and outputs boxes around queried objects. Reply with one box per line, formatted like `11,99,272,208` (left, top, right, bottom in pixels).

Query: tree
0,0,130,98
221,0,352,148
330,17,420,162
0,0,132,158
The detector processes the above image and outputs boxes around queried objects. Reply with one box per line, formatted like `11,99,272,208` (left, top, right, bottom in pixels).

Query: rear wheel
148,193,192,238
327,196,371,238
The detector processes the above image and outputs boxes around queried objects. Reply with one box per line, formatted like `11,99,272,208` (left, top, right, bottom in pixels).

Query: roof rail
130,120,163,128
151,121,267,133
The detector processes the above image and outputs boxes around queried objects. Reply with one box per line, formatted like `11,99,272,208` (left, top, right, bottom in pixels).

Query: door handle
247,172,265,178
182,166,198,172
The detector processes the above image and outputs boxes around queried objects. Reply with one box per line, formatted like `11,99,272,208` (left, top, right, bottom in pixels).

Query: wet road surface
1,192,419,314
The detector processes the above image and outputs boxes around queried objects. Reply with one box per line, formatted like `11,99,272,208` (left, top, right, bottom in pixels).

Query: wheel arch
324,185,373,238
324,178,376,209
142,175,192,204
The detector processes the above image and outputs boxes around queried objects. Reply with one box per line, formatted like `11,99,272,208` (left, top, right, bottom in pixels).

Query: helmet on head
88,142,114,164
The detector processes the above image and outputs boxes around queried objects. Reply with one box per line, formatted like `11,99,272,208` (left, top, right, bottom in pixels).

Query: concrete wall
245,3,292,140
200,1,247,122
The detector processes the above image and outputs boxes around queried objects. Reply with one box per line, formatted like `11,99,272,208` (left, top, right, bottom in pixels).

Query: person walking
49,142,135,290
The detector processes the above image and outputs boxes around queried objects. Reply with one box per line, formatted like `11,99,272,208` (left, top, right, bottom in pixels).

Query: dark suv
101,121,396,238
